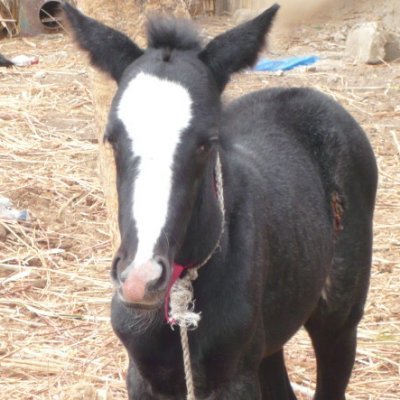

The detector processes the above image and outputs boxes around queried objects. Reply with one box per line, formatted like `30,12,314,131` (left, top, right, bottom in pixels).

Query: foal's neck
176,151,224,268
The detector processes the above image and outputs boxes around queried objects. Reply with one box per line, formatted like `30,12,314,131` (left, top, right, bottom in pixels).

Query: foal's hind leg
305,202,374,400
305,309,359,400
259,349,297,400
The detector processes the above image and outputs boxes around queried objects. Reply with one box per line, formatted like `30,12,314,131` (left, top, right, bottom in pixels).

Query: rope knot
168,269,201,330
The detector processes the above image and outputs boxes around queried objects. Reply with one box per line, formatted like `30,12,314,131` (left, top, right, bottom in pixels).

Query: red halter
164,263,187,323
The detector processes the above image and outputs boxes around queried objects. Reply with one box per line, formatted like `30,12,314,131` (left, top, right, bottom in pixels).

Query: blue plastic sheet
253,55,320,72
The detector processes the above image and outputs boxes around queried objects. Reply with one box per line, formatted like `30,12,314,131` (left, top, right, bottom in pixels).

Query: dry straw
0,0,18,36
1,3,399,399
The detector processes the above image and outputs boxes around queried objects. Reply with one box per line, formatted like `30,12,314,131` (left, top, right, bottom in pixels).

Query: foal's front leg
206,372,262,400
128,362,261,400
126,360,173,400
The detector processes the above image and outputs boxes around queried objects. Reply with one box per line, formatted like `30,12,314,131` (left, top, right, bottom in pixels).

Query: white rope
169,268,199,400
168,151,225,400
169,268,201,330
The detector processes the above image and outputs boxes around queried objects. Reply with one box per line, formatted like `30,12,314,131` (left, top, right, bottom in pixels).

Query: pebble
32,279,47,289
306,66,317,72
327,76,340,85
34,71,47,79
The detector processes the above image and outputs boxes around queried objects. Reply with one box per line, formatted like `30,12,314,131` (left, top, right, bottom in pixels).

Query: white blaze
118,72,193,266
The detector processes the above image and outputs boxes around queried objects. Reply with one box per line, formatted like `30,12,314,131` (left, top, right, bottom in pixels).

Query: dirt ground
0,5,399,400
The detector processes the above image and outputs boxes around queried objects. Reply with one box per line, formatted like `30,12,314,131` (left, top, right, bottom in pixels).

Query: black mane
146,17,202,51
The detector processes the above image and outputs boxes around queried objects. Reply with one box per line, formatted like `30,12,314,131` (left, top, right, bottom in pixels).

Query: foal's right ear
63,3,144,82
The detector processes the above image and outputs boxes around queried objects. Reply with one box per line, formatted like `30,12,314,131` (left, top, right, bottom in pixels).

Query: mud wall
218,0,400,33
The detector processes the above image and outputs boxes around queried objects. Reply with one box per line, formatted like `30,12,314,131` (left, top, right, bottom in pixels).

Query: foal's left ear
63,3,144,82
199,4,280,91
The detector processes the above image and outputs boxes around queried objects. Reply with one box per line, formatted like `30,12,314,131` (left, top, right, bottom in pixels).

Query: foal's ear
63,3,144,82
199,4,279,91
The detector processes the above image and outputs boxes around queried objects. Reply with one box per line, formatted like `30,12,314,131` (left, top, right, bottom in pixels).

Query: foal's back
222,86,377,225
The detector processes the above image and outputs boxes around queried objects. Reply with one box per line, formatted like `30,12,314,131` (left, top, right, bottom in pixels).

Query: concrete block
385,33,400,62
345,22,387,65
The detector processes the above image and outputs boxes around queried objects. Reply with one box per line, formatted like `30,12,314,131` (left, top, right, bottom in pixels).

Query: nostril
154,255,167,271
150,256,169,290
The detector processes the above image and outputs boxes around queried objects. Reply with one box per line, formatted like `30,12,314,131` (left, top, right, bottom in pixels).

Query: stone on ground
345,21,400,64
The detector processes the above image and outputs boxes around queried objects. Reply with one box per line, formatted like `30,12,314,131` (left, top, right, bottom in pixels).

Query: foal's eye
196,136,218,156
197,143,209,154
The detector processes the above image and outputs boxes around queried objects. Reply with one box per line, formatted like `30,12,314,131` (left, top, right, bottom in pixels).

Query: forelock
146,16,202,51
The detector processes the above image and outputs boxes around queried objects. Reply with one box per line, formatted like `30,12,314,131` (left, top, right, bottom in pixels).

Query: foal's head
64,4,279,308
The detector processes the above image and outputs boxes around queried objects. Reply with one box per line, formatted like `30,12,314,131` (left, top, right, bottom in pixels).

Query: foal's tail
285,88,378,235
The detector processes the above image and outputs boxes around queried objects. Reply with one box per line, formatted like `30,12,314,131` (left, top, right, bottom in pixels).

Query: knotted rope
168,152,225,400
169,268,199,400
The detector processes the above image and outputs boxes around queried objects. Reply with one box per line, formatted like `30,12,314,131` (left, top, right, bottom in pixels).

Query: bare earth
0,9,399,400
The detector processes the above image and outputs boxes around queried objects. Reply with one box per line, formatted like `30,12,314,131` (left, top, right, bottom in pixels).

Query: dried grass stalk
0,0,19,36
